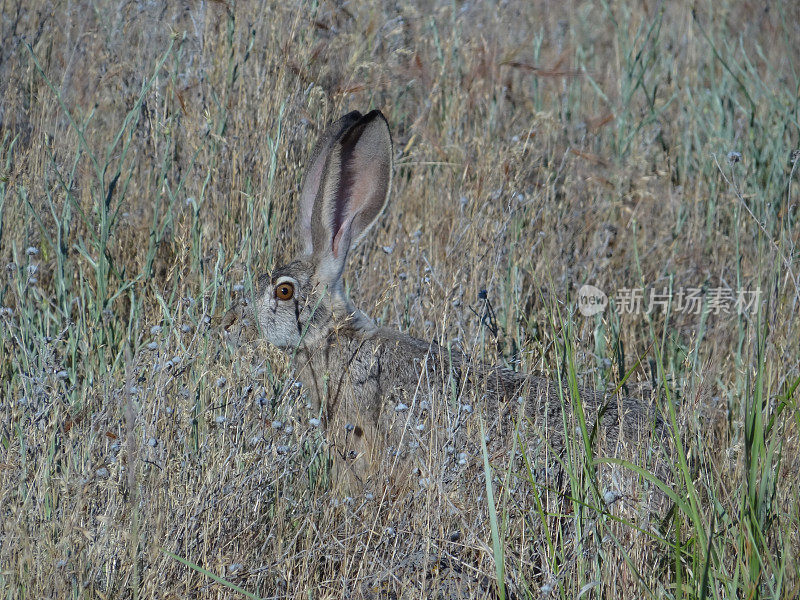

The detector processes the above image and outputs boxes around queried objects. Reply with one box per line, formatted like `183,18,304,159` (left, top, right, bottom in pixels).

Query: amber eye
274,281,295,301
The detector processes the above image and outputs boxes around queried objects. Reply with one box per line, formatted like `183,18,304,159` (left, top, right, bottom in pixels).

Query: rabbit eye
274,281,295,301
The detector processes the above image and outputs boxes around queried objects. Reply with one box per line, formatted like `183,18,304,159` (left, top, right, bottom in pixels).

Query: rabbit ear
310,110,393,287
299,111,364,255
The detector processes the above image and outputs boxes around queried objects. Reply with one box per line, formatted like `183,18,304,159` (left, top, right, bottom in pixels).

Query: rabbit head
253,110,393,350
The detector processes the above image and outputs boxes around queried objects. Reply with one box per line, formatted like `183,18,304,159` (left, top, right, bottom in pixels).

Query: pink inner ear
330,170,378,258
331,215,354,258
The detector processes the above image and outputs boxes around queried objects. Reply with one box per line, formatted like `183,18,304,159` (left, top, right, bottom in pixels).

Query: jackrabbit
232,110,668,499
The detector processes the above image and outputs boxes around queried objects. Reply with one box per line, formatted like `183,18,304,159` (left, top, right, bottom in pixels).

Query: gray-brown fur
293,321,664,490
235,110,668,498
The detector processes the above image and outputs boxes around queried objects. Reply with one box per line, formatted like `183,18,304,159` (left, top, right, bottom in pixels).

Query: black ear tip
361,109,387,125
338,109,391,148
341,110,363,121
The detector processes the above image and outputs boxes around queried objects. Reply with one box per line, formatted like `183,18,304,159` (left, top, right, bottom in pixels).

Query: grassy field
1,0,799,598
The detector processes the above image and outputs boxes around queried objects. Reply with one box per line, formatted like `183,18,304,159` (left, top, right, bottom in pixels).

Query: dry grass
1,0,799,598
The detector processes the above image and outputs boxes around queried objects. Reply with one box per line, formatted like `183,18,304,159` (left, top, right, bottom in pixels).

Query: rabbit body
292,318,660,488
